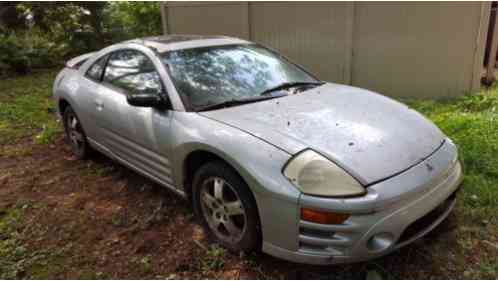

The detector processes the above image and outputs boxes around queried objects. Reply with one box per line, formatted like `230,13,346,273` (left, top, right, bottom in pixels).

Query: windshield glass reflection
161,44,316,109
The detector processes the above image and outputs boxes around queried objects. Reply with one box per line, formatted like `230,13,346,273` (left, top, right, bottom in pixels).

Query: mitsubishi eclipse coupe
53,35,463,264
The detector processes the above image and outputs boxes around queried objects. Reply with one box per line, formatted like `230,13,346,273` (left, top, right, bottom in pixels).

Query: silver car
53,35,463,264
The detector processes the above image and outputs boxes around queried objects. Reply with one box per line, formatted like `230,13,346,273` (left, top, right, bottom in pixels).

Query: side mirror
127,93,165,108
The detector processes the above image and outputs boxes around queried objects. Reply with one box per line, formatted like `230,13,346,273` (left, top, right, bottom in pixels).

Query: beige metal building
160,2,491,99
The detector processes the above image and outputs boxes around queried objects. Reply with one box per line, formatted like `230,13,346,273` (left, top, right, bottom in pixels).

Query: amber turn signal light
301,208,350,224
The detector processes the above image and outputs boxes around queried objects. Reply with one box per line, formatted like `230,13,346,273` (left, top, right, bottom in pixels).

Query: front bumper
262,140,463,265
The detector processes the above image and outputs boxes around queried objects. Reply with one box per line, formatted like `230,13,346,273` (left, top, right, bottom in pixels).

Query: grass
0,70,496,278
0,69,62,145
405,91,498,224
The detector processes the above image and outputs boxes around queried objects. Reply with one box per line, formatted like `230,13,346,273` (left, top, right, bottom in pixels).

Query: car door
98,49,175,187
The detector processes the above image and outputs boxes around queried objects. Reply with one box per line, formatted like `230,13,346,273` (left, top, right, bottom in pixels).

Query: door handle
95,100,104,110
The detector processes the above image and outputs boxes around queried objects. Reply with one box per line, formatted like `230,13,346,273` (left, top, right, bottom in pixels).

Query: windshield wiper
259,81,325,96
196,81,324,112
196,95,285,112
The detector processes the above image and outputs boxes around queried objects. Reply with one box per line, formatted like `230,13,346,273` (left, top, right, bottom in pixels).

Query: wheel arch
182,149,255,203
182,148,264,249
58,98,71,116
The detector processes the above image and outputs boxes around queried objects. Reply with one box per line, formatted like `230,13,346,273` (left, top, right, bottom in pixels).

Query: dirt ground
0,134,495,279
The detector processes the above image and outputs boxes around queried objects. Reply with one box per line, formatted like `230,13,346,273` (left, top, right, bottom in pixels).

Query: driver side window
103,50,163,95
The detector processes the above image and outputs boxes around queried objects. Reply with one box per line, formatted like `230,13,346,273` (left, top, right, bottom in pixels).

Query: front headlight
283,149,366,197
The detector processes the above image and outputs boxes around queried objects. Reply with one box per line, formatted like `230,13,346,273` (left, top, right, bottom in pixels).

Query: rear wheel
63,106,90,159
192,161,261,252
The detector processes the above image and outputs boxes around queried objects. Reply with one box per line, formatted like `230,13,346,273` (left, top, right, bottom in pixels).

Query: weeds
84,161,116,177
34,121,62,144
130,255,153,275
0,204,50,278
201,245,226,272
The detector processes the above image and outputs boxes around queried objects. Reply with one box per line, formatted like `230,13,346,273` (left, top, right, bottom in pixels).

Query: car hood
200,83,445,185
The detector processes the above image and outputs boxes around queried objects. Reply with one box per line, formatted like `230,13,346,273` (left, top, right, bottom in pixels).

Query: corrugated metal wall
352,2,487,98
249,2,353,84
162,2,490,98
165,2,249,39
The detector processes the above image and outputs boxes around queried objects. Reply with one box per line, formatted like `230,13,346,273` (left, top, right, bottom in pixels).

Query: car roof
126,34,251,53
142,34,227,44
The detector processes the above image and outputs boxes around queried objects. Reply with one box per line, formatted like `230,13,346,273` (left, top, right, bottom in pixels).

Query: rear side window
103,50,163,95
85,55,108,81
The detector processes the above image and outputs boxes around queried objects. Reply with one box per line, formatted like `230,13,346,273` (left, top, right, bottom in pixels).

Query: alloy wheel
199,177,247,244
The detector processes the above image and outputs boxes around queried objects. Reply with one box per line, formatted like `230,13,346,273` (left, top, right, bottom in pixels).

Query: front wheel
192,161,261,252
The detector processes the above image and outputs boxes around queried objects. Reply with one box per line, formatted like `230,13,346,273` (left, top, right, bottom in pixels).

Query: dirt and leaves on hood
0,70,496,279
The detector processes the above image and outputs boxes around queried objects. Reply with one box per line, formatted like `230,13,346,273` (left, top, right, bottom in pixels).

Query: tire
63,106,90,159
192,161,261,252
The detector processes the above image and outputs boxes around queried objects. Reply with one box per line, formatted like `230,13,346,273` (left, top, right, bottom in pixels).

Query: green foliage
20,3,110,57
14,3,106,63
106,2,162,39
0,32,31,75
0,28,68,74
2,2,162,75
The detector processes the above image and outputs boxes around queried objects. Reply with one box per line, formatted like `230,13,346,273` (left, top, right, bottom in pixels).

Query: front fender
170,112,302,251
171,112,298,200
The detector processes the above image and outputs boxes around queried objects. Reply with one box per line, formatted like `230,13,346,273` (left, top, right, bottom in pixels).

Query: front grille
397,190,457,244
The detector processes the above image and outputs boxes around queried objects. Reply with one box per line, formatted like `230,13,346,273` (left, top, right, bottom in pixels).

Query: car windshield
161,44,318,110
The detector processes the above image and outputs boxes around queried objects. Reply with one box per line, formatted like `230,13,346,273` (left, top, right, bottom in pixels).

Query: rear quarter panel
53,66,100,139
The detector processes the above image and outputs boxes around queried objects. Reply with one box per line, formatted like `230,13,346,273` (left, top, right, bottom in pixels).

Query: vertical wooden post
473,2,491,91
160,2,169,35
485,7,498,84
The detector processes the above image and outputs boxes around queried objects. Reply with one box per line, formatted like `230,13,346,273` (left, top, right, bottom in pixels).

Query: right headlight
283,149,366,197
